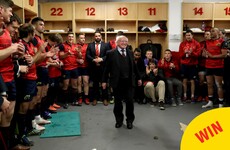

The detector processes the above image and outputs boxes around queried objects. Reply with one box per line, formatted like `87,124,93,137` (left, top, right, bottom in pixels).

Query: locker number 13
118,7,128,16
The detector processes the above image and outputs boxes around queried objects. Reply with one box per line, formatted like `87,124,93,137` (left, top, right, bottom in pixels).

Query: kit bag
139,39,162,60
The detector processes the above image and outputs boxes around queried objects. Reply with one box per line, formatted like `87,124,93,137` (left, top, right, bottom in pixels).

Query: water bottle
201,22,206,31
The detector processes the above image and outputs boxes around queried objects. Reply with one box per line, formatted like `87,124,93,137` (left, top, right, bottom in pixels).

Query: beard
95,39,101,43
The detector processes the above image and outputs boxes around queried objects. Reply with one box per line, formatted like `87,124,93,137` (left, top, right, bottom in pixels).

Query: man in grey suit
102,35,142,129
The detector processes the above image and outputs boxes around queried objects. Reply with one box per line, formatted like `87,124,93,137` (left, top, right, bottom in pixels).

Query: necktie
95,43,99,57
121,49,126,57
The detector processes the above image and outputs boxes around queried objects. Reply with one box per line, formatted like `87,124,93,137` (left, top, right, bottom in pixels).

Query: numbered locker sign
75,3,105,20
40,3,73,21
214,3,230,19
12,0,23,8
24,0,38,14
138,3,168,20
106,3,137,20
183,3,213,20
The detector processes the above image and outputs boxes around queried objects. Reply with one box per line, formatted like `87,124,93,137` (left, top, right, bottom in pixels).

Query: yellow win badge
181,108,230,150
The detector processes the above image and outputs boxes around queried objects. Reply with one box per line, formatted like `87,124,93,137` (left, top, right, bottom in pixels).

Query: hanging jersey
109,39,116,49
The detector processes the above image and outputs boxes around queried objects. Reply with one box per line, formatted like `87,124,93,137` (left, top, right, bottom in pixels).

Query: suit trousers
113,78,135,123
144,80,165,102
166,77,183,99
90,66,107,101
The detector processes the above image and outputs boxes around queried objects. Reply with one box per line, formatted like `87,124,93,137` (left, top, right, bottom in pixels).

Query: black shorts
77,67,89,76
37,67,49,86
181,64,197,80
198,66,206,73
206,68,224,76
17,79,37,102
5,80,16,101
62,68,78,80
49,77,61,88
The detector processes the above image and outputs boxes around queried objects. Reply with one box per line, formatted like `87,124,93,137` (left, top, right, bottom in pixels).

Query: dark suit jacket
102,48,140,89
86,41,110,67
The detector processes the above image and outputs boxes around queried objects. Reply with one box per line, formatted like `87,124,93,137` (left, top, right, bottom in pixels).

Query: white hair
115,35,128,45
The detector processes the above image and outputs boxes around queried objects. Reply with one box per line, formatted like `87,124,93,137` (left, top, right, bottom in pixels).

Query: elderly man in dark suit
86,31,110,106
102,35,142,129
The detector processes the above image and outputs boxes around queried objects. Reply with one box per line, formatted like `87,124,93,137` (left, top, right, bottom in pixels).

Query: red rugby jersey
179,39,201,65
60,41,78,70
32,35,47,67
47,45,62,78
76,43,88,68
205,38,225,69
21,40,37,80
0,29,14,82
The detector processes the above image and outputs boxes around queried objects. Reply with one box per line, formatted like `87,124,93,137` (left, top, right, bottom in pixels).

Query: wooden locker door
40,3,73,21
137,3,168,20
183,3,213,20
214,3,230,19
106,3,137,20
75,3,105,20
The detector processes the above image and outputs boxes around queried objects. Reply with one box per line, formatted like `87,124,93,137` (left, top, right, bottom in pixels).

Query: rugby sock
0,127,9,149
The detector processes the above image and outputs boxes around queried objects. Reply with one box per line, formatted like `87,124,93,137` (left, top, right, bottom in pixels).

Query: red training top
179,39,201,65
158,58,180,78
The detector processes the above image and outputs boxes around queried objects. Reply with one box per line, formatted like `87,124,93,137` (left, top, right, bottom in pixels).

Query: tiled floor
30,102,208,150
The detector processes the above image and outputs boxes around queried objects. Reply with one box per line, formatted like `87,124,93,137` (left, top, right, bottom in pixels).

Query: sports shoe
110,96,114,104
76,98,83,106
177,98,184,106
171,98,177,107
27,129,41,136
63,103,69,109
103,100,109,106
191,97,196,103
84,98,90,105
219,104,224,108
182,97,187,102
42,111,52,119
48,105,57,111
72,101,78,106
11,144,30,150
32,120,45,131
20,135,34,146
197,96,203,102
205,96,209,102
92,100,97,106
202,101,213,108
159,101,165,110
35,115,51,125
53,103,61,108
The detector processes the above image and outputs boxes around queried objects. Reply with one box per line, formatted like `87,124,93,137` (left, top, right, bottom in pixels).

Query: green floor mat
40,111,81,138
